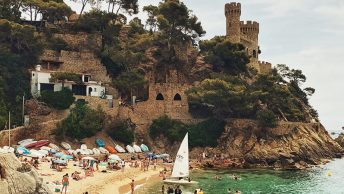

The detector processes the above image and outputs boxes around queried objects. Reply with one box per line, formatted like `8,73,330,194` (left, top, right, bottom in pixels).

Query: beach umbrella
108,154,121,161
82,156,96,161
99,162,108,167
61,155,73,159
49,149,57,154
146,152,156,158
53,159,67,164
55,152,64,158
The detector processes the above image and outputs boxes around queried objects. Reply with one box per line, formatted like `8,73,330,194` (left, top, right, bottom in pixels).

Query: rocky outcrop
0,153,52,194
215,120,343,169
335,133,344,147
186,119,343,170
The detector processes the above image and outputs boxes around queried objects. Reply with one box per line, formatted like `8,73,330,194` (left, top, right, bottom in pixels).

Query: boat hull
163,179,198,185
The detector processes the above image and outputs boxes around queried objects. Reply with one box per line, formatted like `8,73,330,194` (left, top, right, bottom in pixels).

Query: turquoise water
137,159,344,194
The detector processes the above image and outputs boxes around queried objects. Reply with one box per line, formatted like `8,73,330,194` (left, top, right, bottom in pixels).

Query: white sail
171,133,189,178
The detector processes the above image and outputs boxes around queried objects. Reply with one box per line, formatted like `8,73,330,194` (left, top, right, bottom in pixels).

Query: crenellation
259,61,273,74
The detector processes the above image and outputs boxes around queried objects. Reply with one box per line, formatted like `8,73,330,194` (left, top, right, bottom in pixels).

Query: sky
65,0,344,132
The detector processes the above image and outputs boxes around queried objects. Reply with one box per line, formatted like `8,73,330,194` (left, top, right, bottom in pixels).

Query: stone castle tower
225,2,271,74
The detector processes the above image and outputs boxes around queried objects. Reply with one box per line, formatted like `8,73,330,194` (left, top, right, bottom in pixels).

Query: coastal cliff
0,153,52,194
149,119,343,169
217,120,343,169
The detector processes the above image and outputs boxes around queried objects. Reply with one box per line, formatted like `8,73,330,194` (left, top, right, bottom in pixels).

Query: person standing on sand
121,160,126,172
167,186,174,194
130,179,135,194
61,173,69,194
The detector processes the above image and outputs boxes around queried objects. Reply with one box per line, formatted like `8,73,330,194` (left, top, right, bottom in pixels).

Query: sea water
137,159,344,194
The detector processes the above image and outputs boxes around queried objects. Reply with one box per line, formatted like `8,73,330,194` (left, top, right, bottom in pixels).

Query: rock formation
335,133,344,147
0,153,52,194
186,119,343,169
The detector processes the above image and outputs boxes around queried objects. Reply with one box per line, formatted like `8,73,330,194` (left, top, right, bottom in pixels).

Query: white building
31,65,106,98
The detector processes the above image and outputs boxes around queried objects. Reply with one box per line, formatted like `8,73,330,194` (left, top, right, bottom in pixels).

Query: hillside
0,0,342,169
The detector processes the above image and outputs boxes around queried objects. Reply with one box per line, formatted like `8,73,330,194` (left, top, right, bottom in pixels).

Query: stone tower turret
240,20,259,59
225,2,241,43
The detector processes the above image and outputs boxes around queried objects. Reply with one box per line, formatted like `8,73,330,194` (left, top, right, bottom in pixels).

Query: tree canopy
55,103,105,140
200,36,250,74
0,19,42,129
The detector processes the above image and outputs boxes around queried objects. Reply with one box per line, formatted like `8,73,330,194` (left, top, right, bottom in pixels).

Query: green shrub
149,115,187,142
256,109,278,128
55,104,105,140
149,116,225,148
107,120,134,145
188,118,225,148
40,89,75,110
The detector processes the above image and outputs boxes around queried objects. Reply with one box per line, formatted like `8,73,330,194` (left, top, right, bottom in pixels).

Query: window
156,93,164,100
94,88,97,92
253,50,257,58
173,93,182,101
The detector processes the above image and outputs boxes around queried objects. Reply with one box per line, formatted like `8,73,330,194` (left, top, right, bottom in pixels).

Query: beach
35,157,162,194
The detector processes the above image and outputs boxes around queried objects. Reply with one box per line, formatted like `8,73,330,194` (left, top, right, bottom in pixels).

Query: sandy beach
35,158,162,194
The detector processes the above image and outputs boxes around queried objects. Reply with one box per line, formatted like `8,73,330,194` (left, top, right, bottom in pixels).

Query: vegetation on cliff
186,39,318,123
149,115,225,148
106,119,135,145
55,103,105,140
40,89,75,110
0,0,318,141
0,19,42,129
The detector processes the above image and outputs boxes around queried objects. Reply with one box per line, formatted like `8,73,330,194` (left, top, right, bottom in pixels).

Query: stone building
225,2,272,74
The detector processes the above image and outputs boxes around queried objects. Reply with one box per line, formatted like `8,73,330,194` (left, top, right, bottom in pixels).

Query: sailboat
163,133,198,185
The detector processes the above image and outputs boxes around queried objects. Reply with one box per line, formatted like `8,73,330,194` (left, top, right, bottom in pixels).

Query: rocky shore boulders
0,153,52,194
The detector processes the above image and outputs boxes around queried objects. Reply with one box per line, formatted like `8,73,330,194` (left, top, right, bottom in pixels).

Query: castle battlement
258,61,272,74
225,2,241,16
240,21,259,33
258,61,272,66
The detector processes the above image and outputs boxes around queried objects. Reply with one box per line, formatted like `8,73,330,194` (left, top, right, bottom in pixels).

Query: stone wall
74,96,119,118
259,61,272,74
0,120,59,147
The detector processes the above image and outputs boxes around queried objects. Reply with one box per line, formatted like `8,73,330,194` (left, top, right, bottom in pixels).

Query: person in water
232,174,238,181
235,189,241,194
175,185,182,194
227,188,231,194
61,173,69,194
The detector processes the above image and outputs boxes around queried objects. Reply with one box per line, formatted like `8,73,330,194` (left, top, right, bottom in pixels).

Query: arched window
253,50,257,58
156,93,164,100
173,93,182,101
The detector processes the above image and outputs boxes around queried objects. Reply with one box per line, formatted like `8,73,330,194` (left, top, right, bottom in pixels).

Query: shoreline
35,158,163,194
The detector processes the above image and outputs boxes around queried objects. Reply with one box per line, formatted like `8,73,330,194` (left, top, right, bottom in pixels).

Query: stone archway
156,93,164,100
173,93,182,101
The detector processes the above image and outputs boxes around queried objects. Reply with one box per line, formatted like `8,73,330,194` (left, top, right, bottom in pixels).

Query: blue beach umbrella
61,155,73,159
